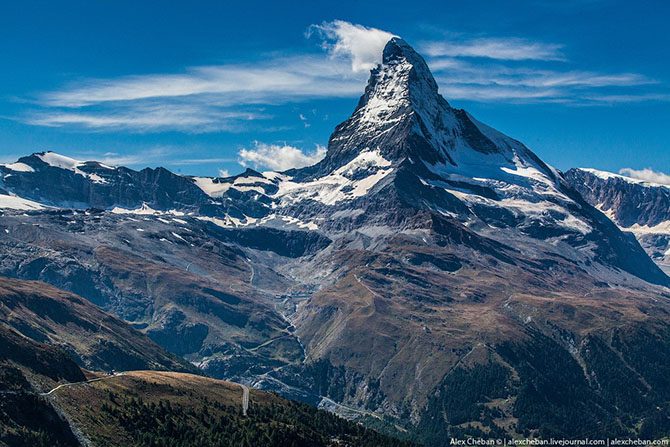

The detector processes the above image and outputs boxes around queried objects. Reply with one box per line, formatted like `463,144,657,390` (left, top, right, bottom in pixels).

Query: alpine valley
2,38,670,445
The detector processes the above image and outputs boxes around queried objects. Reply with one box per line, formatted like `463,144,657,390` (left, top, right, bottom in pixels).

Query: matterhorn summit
304,38,548,182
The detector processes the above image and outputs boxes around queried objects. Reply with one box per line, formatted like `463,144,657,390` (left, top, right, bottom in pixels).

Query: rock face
565,168,670,271
2,38,670,440
0,275,199,446
0,152,209,210
0,275,194,373
0,324,86,447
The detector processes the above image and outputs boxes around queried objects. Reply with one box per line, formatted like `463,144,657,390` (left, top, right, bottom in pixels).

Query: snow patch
276,150,393,206
37,152,110,183
191,177,231,198
111,203,186,216
280,216,319,230
171,232,187,242
2,162,34,173
443,187,591,235
596,204,670,236
0,194,45,210
197,215,257,228
625,220,670,236
192,173,276,198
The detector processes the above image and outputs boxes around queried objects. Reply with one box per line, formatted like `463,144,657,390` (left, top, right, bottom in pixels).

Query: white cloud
428,58,656,103
309,20,396,73
40,58,363,108
26,105,263,132
218,169,231,178
619,167,670,186
582,93,670,104
27,54,366,132
422,37,564,61
238,142,327,171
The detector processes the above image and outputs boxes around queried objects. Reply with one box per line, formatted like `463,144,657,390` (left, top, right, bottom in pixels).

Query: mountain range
565,168,670,273
1,38,669,444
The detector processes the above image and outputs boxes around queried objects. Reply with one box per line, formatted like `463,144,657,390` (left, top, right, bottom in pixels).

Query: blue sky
1,0,669,181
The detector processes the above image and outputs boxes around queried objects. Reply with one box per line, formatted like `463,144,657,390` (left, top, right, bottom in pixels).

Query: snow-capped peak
304,38,546,182
37,151,85,171
578,168,670,189
353,38,443,127
32,151,111,183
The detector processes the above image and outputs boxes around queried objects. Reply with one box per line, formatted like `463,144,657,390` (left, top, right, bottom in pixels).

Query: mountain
0,324,86,447
0,276,197,446
2,37,670,442
0,275,194,372
0,152,208,211
0,207,309,381
565,168,670,272
0,277,409,447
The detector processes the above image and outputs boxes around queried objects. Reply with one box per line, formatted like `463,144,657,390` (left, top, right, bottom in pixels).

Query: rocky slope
0,209,306,381
0,325,86,447
1,38,670,441
565,168,670,272
0,276,193,372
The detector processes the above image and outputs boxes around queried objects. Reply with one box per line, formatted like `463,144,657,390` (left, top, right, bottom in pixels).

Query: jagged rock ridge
565,167,670,271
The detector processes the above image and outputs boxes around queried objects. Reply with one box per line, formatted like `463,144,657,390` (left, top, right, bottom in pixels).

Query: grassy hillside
0,331,413,447
51,371,415,447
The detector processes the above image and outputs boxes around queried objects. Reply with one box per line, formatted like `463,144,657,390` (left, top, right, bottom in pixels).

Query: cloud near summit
308,20,396,73
619,167,670,186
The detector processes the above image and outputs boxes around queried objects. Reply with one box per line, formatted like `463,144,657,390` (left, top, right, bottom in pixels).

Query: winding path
39,371,250,416
240,383,249,416
40,372,126,396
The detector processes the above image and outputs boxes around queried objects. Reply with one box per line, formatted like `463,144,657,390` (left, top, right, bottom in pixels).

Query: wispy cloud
299,113,311,128
308,20,396,73
25,104,264,132
28,54,366,132
430,60,656,102
25,20,394,133
39,57,363,108
0,154,22,164
69,148,174,167
619,167,670,186
58,147,236,169
582,93,670,104
422,37,565,61
18,20,670,133
439,84,562,102
238,142,326,171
